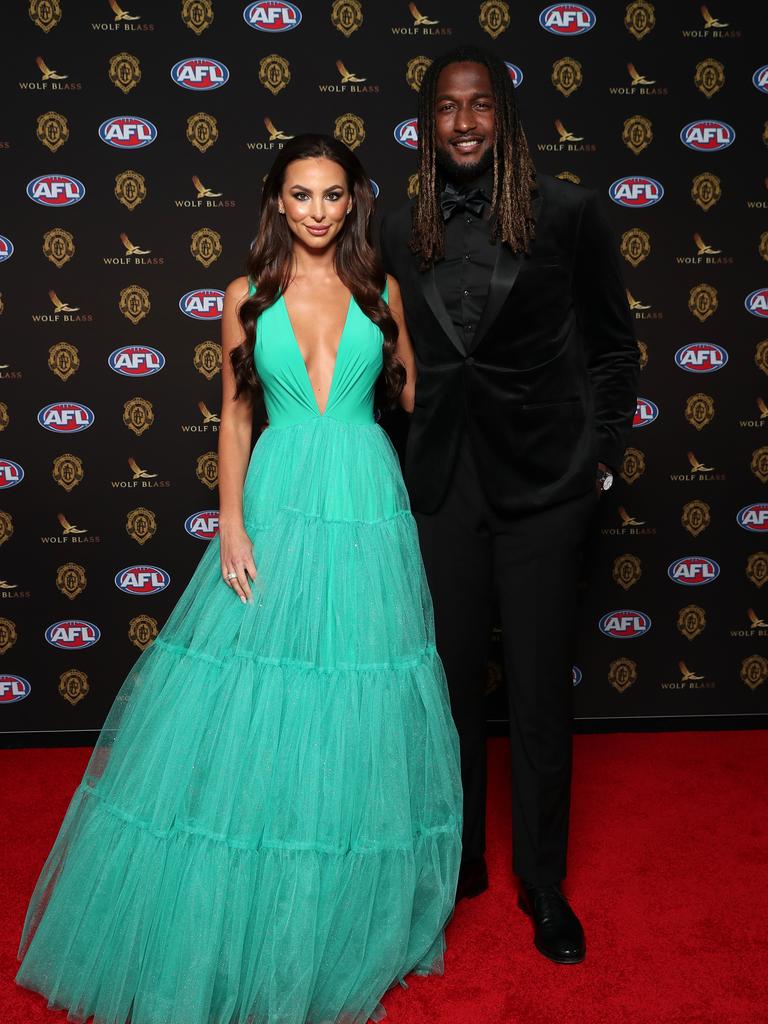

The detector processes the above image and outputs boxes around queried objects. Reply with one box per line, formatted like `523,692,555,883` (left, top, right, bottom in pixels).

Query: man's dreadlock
409,45,537,267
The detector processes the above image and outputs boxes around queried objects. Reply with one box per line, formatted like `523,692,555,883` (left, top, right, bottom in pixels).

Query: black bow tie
439,180,489,221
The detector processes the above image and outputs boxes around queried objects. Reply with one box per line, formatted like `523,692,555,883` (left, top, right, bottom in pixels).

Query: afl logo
539,4,596,35
737,503,768,533
171,58,229,90
753,65,768,94
98,115,157,149
505,62,523,87
26,173,85,207
244,1,302,31
179,288,225,320
745,288,768,318
572,665,582,686
633,398,658,428
45,620,101,650
0,459,24,489
0,674,31,704
184,510,220,540
599,610,651,639
108,345,165,376
674,343,728,373
115,565,171,595
609,176,663,208
369,179,380,198
668,556,720,586
680,120,735,152
0,235,13,262
37,401,95,433
394,118,419,149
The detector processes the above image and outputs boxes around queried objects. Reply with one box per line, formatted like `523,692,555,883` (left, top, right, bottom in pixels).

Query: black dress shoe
455,856,489,901
517,882,586,964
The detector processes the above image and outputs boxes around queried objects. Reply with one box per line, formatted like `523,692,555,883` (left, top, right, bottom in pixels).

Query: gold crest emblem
127,507,157,545
407,173,419,199
115,169,147,211
740,655,768,691
196,451,219,490
181,0,214,35
190,227,222,268
109,52,141,93
59,668,89,706
42,227,75,268
625,0,655,38
746,552,768,589
406,56,432,92
119,284,150,324
479,0,510,38
621,228,650,267
123,397,154,436
259,54,290,96
637,339,648,369
0,402,7,431
0,511,12,546
612,554,642,591
622,115,653,156
684,392,715,431
186,112,219,153
0,617,17,655
756,339,768,376
48,341,80,381
682,499,711,537
608,657,637,694
331,0,363,37
556,171,581,184
129,613,158,650
551,57,582,98
759,232,768,264
52,453,84,492
194,340,222,380
621,447,646,485
677,604,706,641
56,562,86,600
694,58,724,98
691,172,721,212
36,111,69,152
334,112,365,150
752,446,768,484
688,283,718,322
29,0,62,32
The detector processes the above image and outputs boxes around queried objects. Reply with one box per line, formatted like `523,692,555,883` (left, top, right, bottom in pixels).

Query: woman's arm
217,275,257,602
386,274,416,413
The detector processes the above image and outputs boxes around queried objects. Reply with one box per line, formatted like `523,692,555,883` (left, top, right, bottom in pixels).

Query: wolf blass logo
31,297,93,323
318,61,380,94
111,459,170,489
103,233,163,265
608,63,668,96
18,56,83,91
91,12,155,31
675,234,733,266
391,4,452,35
730,608,768,639
174,176,236,208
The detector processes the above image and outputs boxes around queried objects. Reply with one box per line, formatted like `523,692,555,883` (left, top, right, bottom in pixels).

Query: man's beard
435,143,494,185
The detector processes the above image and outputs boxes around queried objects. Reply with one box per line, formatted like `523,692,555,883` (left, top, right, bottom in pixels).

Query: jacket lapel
421,262,466,357
467,190,544,354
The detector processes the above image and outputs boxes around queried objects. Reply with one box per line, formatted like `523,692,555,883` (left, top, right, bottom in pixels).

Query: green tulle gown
15,279,463,1024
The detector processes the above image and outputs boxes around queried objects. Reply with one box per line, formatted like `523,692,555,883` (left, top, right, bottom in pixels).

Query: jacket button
465,356,475,366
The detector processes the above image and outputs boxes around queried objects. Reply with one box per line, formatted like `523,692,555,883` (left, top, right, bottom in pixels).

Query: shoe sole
517,894,586,964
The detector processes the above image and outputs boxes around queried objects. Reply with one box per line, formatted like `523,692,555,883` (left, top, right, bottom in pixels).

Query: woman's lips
305,224,331,236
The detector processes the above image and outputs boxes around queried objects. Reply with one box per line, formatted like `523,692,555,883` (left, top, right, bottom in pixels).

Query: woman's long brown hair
231,133,404,407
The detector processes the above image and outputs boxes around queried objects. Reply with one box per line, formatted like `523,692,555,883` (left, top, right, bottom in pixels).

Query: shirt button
463,253,471,261
465,216,473,224
462,288,470,296
464,324,474,331
465,356,475,366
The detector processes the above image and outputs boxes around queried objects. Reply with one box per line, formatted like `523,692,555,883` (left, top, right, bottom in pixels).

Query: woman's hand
219,522,258,603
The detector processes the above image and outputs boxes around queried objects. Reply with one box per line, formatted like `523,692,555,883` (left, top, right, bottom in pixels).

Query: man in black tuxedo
380,45,639,964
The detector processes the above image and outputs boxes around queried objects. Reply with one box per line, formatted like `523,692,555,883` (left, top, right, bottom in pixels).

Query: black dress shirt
433,166,496,351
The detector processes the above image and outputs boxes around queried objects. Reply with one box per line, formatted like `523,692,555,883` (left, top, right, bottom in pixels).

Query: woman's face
278,156,352,251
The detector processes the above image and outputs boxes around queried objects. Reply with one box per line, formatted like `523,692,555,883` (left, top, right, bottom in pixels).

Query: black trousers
414,432,598,886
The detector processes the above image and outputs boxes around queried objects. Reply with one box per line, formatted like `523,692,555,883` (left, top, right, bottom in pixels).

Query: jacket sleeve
572,188,640,474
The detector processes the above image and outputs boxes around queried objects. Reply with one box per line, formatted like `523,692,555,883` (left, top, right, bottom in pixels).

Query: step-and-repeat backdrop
1,1,766,742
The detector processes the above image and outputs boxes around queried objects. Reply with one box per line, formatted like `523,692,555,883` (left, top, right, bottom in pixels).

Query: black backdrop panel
1,1,767,742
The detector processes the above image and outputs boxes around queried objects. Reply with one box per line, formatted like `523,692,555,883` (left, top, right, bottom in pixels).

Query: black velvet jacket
380,172,640,516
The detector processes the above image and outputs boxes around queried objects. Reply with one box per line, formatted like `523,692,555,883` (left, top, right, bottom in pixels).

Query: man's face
433,61,496,183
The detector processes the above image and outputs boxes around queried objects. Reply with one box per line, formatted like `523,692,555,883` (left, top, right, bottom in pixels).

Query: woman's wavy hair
231,133,404,407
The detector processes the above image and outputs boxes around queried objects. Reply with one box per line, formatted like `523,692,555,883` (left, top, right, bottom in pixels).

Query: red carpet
2,733,767,1024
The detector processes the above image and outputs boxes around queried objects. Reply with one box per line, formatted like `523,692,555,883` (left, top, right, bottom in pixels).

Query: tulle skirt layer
16,418,463,1024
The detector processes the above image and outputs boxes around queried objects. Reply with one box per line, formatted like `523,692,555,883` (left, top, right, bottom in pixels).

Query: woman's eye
292,192,309,201
325,193,342,201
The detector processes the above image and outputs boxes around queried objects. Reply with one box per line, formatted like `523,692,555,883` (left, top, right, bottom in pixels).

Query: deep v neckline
279,290,354,417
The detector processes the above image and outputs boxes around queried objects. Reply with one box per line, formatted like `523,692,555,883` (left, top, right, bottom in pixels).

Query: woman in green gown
15,134,462,1024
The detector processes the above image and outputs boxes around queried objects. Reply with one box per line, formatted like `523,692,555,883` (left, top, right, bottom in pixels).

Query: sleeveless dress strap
382,277,389,303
